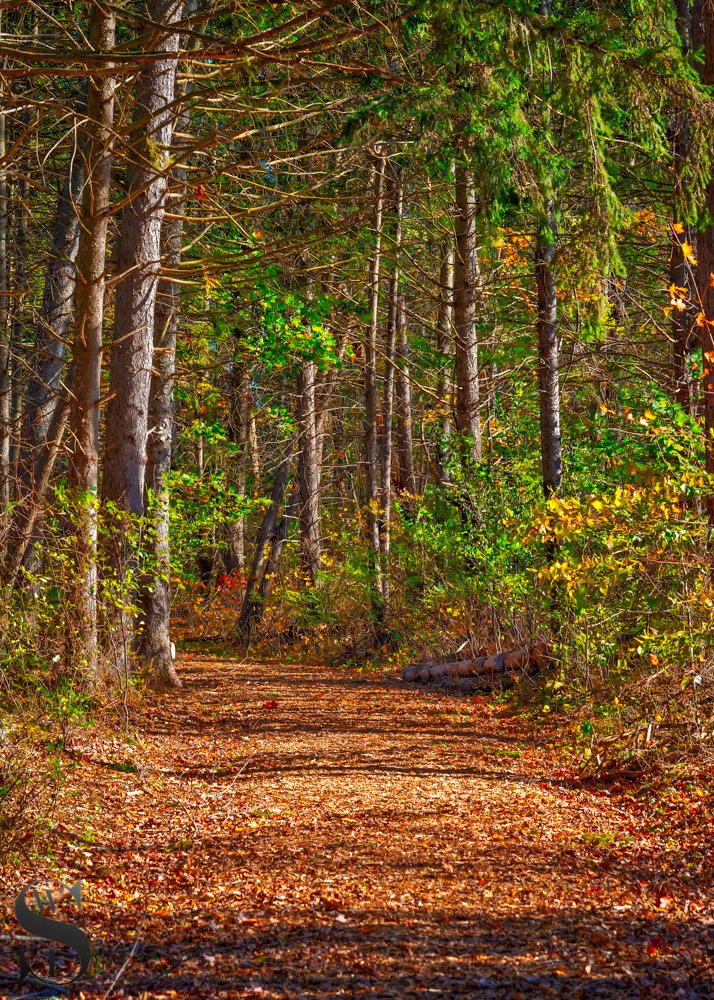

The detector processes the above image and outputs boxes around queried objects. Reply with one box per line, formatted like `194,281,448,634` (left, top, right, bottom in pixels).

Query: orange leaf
682,241,697,263
672,221,685,234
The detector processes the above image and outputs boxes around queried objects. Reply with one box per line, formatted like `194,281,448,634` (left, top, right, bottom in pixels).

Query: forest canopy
0,0,712,723
3,4,714,995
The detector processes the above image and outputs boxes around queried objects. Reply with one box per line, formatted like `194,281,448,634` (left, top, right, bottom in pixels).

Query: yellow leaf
682,241,697,263
672,221,685,234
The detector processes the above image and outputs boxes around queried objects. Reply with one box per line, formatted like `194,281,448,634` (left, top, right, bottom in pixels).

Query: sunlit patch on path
5,655,713,998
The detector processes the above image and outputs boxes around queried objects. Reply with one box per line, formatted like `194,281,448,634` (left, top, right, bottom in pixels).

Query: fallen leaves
2,655,713,998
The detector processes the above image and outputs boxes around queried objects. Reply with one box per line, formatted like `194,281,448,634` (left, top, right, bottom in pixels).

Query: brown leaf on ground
1,656,713,998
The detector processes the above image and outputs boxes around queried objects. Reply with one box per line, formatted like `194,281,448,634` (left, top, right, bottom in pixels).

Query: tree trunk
436,239,454,483
237,438,295,636
139,233,181,687
379,162,402,621
103,0,182,519
535,204,562,499
365,148,386,613
671,0,695,411
67,5,116,680
138,188,185,689
0,100,8,506
3,151,83,580
138,9,194,688
297,358,322,584
396,293,416,495
453,162,482,463
103,0,181,676
402,644,551,690
3,400,70,588
256,488,299,608
697,0,714,542
226,354,251,574
19,153,83,492
10,175,30,490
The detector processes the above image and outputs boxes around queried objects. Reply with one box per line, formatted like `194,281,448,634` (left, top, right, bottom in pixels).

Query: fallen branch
402,644,551,691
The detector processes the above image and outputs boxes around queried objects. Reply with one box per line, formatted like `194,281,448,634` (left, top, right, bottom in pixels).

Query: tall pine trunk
378,162,403,621
3,150,84,581
396,293,416,495
453,162,482,463
10,175,29,491
19,154,84,491
0,96,8,505
697,0,714,542
365,148,386,614
297,357,322,584
225,356,251,574
237,439,296,637
535,205,562,499
68,5,116,679
104,0,181,518
436,240,454,482
671,0,695,411
103,0,181,674
138,5,195,688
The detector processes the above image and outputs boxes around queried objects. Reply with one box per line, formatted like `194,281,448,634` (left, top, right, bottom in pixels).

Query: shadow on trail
83,903,714,998
15,657,710,1000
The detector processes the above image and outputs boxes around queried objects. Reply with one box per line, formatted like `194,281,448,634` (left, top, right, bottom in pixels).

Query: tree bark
402,644,551,687
365,148,386,613
67,5,116,680
453,162,482,463
671,0,695,411
3,150,83,580
237,438,295,636
10,175,29,489
138,182,184,689
138,6,194,688
103,0,181,678
396,293,416,495
436,239,454,483
3,400,70,588
103,0,182,518
697,0,714,542
19,151,83,492
0,100,8,506
297,357,322,584
535,204,562,499
225,353,251,574
379,162,402,621
256,488,299,608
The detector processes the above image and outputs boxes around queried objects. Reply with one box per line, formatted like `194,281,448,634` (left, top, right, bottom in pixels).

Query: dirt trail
4,654,713,998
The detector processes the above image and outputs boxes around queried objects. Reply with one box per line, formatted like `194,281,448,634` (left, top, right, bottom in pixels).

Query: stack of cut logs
402,644,551,693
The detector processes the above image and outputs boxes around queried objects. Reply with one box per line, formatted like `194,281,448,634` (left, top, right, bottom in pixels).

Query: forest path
38,654,714,997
